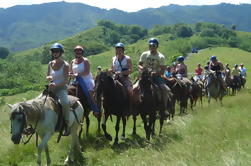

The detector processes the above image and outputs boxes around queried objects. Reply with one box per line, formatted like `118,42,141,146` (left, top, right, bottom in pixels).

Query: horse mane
11,96,58,122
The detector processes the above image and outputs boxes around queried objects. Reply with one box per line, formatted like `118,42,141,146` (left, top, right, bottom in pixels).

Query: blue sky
0,0,251,12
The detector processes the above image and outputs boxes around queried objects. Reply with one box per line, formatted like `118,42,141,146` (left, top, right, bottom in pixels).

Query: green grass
1,90,251,165
1,47,251,165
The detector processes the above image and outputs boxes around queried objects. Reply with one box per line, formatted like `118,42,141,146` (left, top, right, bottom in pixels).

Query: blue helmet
50,43,64,52
210,56,217,61
177,56,184,62
148,38,159,46
115,42,125,49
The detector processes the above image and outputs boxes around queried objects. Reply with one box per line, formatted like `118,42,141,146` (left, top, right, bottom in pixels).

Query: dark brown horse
132,69,172,140
68,82,101,136
190,77,204,109
95,71,130,144
164,77,189,115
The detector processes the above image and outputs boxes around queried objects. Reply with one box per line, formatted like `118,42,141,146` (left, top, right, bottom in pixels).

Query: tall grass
1,89,250,165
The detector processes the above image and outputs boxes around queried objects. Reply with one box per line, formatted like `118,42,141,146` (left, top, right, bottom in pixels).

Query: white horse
9,95,84,166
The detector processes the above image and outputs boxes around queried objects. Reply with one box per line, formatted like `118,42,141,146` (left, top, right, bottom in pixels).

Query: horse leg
150,113,156,137
121,116,126,140
97,112,102,134
65,123,82,165
141,113,150,140
114,116,121,145
132,114,137,135
85,113,90,136
158,110,164,135
37,132,53,166
101,114,112,141
44,144,51,166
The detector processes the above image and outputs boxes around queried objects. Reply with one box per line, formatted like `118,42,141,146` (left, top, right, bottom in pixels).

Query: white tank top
112,55,129,72
72,61,93,79
49,62,65,85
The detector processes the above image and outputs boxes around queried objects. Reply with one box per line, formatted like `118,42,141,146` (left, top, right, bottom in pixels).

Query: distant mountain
1,2,251,51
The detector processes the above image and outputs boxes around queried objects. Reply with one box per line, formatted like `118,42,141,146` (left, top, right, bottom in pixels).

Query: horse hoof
105,134,112,141
121,135,125,140
64,157,73,165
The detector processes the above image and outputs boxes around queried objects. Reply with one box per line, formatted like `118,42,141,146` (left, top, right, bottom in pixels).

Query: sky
0,0,251,12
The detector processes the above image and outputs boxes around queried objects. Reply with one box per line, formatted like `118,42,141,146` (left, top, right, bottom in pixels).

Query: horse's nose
11,134,21,144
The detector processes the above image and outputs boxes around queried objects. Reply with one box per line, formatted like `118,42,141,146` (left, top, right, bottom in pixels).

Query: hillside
1,21,251,96
1,2,251,51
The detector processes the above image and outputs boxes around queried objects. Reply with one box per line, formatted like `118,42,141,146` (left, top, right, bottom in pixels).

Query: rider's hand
46,76,53,82
49,82,56,88
115,71,122,76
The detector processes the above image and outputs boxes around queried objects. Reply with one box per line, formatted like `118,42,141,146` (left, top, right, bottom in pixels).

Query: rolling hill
1,2,251,51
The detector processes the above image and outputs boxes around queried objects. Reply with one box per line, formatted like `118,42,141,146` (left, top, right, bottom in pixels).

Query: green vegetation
1,46,250,165
1,21,251,96
1,86,250,166
2,2,251,52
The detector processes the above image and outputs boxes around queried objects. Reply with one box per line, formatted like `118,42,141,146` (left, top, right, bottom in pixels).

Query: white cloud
0,0,251,12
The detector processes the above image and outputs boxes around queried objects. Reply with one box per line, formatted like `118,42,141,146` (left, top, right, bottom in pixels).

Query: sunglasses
51,49,61,53
149,45,157,48
74,49,83,52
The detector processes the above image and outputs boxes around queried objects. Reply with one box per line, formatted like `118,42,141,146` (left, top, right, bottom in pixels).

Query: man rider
208,56,227,92
138,38,171,118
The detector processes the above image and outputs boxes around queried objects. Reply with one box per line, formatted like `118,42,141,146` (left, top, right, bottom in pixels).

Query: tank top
72,61,93,79
49,62,65,85
112,55,129,72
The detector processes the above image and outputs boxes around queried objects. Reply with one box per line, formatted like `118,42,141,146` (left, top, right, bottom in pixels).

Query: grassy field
0,47,251,166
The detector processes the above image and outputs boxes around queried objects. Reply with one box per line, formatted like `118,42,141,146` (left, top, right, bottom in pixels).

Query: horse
68,80,101,136
164,76,189,115
95,71,130,144
190,77,204,109
9,94,84,166
205,71,224,104
132,69,172,140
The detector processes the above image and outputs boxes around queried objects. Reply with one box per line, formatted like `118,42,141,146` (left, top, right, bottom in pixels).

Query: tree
0,47,10,59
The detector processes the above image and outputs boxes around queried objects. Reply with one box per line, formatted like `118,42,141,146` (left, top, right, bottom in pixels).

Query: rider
110,42,133,102
175,56,188,78
194,63,203,81
46,43,71,136
164,66,172,78
69,45,95,99
239,63,247,78
138,38,171,117
208,56,227,91
231,64,241,82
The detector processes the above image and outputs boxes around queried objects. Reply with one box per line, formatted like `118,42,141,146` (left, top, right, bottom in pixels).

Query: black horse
68,80,101,137
95,71,130,144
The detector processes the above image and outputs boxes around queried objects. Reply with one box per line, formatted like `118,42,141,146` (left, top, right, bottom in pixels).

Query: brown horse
132,69,172,140
68,82,101,136
164,77,189,115
190,77,204,109
95,71,130,144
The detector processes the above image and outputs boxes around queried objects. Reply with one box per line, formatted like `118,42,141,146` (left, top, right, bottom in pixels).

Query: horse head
207,71,219,86
8,103,27,144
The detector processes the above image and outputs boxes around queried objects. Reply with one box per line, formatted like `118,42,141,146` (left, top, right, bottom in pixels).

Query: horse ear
7,104,13,109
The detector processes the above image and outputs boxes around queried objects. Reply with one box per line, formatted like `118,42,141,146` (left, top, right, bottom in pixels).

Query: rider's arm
46,61,53,81
122,57,133,76
138,53,146,72
78,58,90,76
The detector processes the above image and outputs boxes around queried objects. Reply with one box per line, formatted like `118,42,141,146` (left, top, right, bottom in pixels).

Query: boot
62,121,71,136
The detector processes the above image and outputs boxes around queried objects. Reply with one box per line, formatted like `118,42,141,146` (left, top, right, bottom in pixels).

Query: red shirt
195,67,203,75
